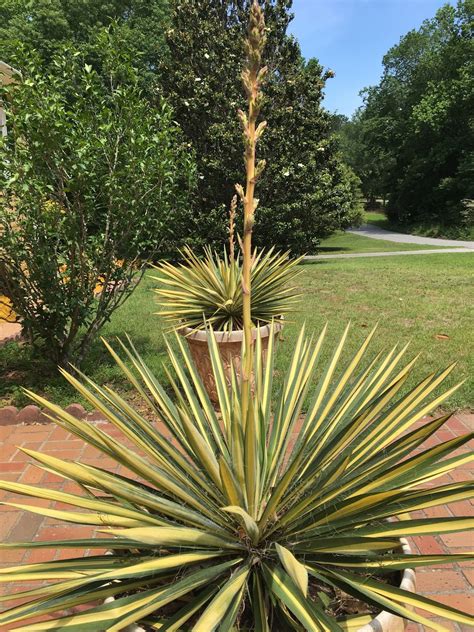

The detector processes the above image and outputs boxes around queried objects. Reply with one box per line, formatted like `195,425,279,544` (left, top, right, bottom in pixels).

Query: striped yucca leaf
152,245,302,332
0,324,473,631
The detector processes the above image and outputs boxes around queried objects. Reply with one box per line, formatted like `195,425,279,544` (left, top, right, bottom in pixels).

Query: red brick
436,593,473,615
416,569,469,593
421,621,458,632
61,481,85,494
440,531,474,549
0,511,20,538
412,535,445,555
5,430,51,445
82,457,118,471
0,444,20,460
0,549,26,564
44,440,84,452
448,500,474,517
0,462,24,472
0,472,23,482
48,427,71,441
19,464,45,484
55,548,88,560
24,548,57,564
448,417,473,433
41,471,67,484
9,513,44,542
422,505,452,518
36,525,95,541
450,470,473,482
461,568,474,587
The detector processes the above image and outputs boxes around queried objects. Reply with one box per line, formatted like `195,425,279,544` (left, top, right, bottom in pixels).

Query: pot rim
179,318,284,343
357,537,415,632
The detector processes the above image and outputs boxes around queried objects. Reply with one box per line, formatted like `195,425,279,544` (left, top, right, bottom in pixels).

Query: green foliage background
0,0,364,256
340,0,474,235
160,0,363,255
0,37,195,366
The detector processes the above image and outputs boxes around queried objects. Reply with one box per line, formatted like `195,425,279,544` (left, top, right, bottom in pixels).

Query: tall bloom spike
240,1,267,429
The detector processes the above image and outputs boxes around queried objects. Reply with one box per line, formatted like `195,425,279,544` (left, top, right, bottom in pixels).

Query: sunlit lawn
1,251,472,410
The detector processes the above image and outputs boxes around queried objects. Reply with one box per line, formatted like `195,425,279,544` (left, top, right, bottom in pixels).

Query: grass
364,210,392,229
317,229,448,254
1,251,473,411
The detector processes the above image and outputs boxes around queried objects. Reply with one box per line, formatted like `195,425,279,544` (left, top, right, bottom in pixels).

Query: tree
160,0,363,255
338,107,395,207
350,0,474,232
0,35,195,367
0,0,170,87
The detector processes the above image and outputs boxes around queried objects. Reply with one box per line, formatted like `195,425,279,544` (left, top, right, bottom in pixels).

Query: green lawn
364,210,392,229
317,229,447,254
1,252,472,410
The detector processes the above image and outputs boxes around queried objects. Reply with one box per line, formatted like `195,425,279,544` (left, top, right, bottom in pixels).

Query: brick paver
0,414,472,630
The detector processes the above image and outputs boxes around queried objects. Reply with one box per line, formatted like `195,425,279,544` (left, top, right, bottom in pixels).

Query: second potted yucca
153,232,301,403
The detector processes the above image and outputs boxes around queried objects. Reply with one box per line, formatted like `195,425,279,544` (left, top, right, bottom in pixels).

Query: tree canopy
0,0,170,86
160,0,363,254
341,0,473,234
1,0,363,255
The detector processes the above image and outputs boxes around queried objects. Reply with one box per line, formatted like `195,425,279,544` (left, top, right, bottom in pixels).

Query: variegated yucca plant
153,245,302,333
0,325,473,631
0,3,472,631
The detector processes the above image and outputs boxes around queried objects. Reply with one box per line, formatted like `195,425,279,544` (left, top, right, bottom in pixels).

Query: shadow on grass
316,246,351,253
299,259,333,266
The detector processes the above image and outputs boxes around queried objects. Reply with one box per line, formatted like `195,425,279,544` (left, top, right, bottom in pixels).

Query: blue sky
288,0,453,117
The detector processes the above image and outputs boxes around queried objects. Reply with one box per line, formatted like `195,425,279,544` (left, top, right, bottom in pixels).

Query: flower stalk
237,1,267,422
229,194,237,262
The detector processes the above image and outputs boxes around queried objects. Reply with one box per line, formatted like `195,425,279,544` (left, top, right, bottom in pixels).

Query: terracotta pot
357,538,416,632
105,539,415,631
179,320,284,404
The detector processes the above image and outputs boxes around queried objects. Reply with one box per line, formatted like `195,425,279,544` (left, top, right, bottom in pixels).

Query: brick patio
0,414,472,630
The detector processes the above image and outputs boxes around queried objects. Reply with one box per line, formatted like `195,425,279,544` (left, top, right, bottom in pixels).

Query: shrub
0,36,195,367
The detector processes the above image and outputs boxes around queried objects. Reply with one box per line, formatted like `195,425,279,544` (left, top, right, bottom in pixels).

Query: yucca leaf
319,567,474,628
306,553,474,570
0,502,162,528
263,565,342,632
102,526,244,550
4,323,473,630
275,544,308,597
12,560,239,632
341,517,474,538
192,565,249,631
153,586,216,631
251,573,270,632
0,553,221,625
223,506,260,543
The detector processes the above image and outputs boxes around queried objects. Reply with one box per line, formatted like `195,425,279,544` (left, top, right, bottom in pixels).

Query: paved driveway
348,224,474,249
